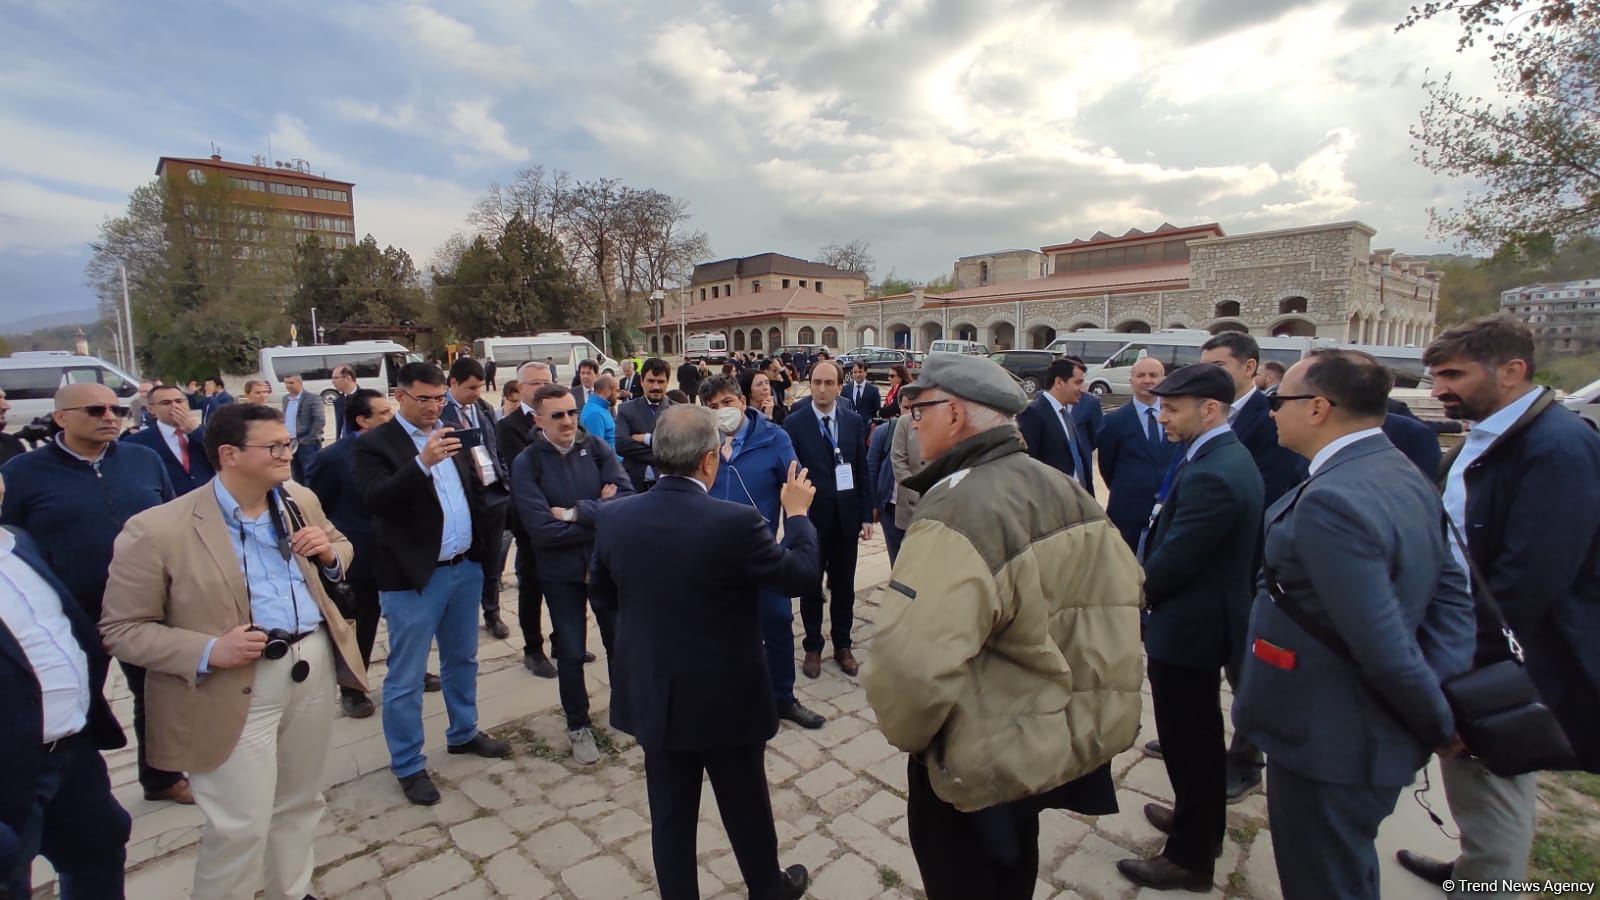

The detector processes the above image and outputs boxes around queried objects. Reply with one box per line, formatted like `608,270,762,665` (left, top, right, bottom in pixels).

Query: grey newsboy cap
901,353,1029,416
1152,363,1236,404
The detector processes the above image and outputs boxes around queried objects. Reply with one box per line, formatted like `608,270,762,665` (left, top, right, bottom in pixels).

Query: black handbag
277,492,358,619
1263,491,1575,777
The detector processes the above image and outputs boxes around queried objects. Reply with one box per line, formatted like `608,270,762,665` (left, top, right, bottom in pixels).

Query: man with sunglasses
1,383,184,803
123,383,216,496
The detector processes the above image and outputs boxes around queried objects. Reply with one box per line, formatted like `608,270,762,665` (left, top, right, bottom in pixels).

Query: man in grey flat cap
862,353,1145,900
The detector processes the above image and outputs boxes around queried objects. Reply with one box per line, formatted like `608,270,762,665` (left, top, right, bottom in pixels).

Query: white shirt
1229,386,1259,424
157,420,187,462
1443,386,1544,576
1186,423,1233,461
1307,427,1385,477
0,530,91,742
284,392,302,432
1040,392,1079,446
662,474,709,493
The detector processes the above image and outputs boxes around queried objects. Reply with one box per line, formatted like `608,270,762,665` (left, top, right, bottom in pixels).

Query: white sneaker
569,727,600,766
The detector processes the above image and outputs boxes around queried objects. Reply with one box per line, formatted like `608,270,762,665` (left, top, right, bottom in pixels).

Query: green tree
431,216,587,343
286,235,339,338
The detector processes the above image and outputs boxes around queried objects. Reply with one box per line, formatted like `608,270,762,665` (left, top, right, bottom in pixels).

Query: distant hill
0,308,100,335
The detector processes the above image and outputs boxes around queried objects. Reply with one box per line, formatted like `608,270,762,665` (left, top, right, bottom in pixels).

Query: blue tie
1137,451,1190,560
1146,408,1162,448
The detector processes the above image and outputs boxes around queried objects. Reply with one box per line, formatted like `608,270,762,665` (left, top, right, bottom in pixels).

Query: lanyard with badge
822,414,854,492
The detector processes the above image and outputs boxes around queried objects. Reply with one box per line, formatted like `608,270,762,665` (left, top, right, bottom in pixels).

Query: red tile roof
681,287,847,326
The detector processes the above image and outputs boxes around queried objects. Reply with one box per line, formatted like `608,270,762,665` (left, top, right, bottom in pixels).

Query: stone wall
953,250,1048,290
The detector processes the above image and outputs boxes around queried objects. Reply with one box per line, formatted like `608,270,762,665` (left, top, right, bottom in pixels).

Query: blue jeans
544,579,615,730
760,590,797,706
380,562,484,778
5,734,130,899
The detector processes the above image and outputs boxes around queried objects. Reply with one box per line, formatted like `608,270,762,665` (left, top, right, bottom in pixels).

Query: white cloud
395,4,536,83
333,98,419,130
0,179,122,252
445,100,529,164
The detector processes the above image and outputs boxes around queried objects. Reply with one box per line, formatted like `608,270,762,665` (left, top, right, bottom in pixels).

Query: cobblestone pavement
33,539,1462,900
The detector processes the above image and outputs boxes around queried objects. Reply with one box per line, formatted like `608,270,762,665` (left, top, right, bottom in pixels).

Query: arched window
821,327,838,348
1278,296,1308,315
750,328,763,350
650,336,659,354
979,261,990,286
663,334,674,354
768,327,783,349
798,326,816,344
733,330,745,351
1214,300,1241,319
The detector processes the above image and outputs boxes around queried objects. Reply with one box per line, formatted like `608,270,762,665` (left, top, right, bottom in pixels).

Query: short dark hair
204,376,223,388
332,364,356,380
149,384,185,402
737,369,760,402
502,382,521,401
449,357,485,384
1262,360,1286,378
532,384,572,407
666,389,690,404
1301,349,1392,419
578,358,599,374
698,374,742,405
398,362,446,389
347,388,386,432
641,357,671,378
810,360,842,383
851,359,868,372
204,402,283,469
1423,314,1537,379
1201,331,1260,364
1045,357,1086,388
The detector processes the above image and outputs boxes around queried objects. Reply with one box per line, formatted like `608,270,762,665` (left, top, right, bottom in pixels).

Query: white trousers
188,631,336,900
1440,754,1538,897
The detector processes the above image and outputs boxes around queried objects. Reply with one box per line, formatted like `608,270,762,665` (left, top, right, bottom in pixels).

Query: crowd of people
1,313,1596,900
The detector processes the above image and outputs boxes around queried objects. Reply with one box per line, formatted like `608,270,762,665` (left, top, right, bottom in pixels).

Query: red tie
176,431,191,473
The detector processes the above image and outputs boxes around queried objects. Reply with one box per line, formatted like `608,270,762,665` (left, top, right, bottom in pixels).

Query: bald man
0,383,190,803
1096,356,1178,549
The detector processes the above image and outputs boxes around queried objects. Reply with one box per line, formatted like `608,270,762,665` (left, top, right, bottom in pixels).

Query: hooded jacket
709,409,797,534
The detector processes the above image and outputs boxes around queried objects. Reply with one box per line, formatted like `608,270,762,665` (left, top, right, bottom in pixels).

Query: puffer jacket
709,410,796,535
862,424,1145,812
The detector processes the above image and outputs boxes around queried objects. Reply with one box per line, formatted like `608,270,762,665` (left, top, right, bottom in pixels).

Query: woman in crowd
880,365,912,418
500,381,521,419
739,369,786,424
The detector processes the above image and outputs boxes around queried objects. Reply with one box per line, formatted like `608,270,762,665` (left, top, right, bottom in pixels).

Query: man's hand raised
780,461,815,517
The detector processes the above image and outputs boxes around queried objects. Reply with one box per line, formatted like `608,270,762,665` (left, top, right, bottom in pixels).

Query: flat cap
901,353,1029,416
1152,363,1236,404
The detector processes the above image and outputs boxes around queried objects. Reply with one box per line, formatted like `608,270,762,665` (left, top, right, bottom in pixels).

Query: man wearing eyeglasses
353,362,512,806
512,383,633,765
123,384,216,496
1,383,184,803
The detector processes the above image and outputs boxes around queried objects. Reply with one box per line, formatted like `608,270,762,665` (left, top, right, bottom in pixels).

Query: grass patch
1226,820,1261,847
1529,772,1600,884
591,727,624,758
878,866,904,889
1226,870,1249,897
1559,771,1600,800
1530,832,1599,884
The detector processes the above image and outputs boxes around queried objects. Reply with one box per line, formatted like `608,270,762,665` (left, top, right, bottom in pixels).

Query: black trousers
477,502,509,620
799,518,859,653
513,536,546,650
644,743,781,900
4,733,131,899
117,661,184,793
906,756,1040,900
290,443,319,485
1148,659,1224,875
542,579,616,730
341,576,381,697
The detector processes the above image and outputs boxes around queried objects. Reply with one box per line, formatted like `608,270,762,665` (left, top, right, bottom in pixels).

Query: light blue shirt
398,413,475,561
284,393,302,435
1443,386,1544,579
199,479,326,673
1186,423,1233,461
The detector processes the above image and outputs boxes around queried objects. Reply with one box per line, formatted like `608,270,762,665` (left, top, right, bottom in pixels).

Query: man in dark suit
330,365,359,439
0,519,131,899
1382,410,1442,477
615,357,677,492
280,374,325,483
201,376,233,424
618,360,643,401
442,357,513,640
496,360,557,677
677,358,703,403
1117,364,1264,892
571,358,599,409
783,359,871,679
1073,389,1104,450
307,388,393,719
591,404,818,900
1097,357,1175,549
0,389,26,464
123,384,216,496
352,363,511,806
844,360,882,422
1236,349,1475,900
1016,357,1094,495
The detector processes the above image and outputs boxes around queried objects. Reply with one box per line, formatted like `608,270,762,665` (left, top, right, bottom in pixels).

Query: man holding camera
101,402,363,900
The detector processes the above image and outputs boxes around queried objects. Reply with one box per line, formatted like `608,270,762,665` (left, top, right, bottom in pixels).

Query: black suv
988,350,1058,395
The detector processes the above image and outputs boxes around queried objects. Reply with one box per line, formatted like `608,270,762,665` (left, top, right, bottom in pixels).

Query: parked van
928,339,990,356
1085,332,1316,396
472,334,620,377
1045,330,1139,367
258,341,421,404
1563,376,1600,432
0,351,139,432
684,332,730,362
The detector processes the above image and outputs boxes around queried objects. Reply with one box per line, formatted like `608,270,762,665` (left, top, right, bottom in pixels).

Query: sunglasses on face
63,405,130,418
1267,394,1336,412
542,408,579,420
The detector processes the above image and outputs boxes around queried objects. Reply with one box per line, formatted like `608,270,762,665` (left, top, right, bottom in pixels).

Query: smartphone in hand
452,427,484,449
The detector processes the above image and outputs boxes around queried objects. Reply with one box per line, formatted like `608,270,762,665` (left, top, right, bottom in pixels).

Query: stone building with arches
648,252,864,356
847,221,1440,352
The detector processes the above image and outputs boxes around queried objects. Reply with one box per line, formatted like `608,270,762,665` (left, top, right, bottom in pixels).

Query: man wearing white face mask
699,376,826,730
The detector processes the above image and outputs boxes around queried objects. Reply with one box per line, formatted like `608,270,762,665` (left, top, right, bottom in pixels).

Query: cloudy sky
0,0,1496,327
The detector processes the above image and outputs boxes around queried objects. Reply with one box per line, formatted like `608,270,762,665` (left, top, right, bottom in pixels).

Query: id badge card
835,462,855,492
470,445,498,486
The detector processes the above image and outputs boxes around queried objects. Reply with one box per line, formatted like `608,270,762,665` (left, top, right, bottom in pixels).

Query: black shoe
1115,857,1211,892
1396,850,1454,886
340,691,375,719
485,614,511,640
583,651,596,663
524,652,557,679
448,732,513,759
1225,771,1263,804
1143,804,1222,857
778,864,809,900
1143,739,1164,760
399,772,440,806
778,702,826,730
423,672,441,693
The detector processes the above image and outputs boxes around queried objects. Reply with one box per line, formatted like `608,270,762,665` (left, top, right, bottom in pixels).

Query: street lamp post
119,263,139,376
651,289,664,356
310,307,320,345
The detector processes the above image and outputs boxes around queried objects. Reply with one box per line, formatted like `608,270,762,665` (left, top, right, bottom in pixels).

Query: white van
684,332,729,362
472,334,621,378
1085,332,1316,396
258,341,421,404
928,339,990,356
1563,376,1600,432
0,352,140,432
1045,330,1141,367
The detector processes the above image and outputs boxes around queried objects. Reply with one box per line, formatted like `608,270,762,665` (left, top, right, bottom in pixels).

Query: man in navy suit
123,384,216,496
590,405,818,900
1096,357,1175,549
0,514,131,899
1016,357,1094,495
1382,411,1442,477
1073,389,1104,450
843,360,882,422
201,376,234,424
783,360,871,680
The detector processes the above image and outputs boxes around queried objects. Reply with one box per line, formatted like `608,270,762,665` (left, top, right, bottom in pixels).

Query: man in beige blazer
102,403,363,900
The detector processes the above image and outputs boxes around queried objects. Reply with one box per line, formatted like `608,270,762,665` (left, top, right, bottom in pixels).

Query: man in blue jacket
0,383,189,805
512,384,634,766
1097,356,1175,549
580,374,620,454
700,376,825,730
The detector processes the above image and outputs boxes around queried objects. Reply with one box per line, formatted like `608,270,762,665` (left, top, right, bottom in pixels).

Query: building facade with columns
848,221,1440,352
648,253,864,356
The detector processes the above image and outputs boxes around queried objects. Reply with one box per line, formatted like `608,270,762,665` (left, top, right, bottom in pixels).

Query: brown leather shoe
834,648,859,677
1115,856,1210,892
145,777,195,805
1144,802,1175,835
802,651,822,679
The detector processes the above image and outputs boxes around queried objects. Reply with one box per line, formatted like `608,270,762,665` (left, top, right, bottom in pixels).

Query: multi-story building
1501,279,1600,353
155,153,357,251
650,253,866,355
847,221,1440,351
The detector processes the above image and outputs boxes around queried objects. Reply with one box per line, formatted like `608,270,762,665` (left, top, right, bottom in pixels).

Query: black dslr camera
247,625,295,660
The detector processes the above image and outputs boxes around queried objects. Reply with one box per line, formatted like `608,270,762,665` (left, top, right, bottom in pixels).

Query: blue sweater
0,438,174,617
580,394,617,458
